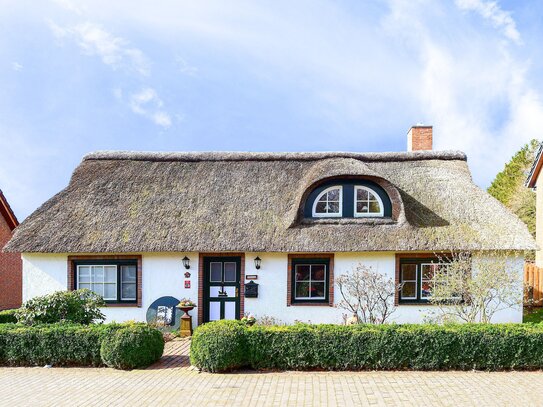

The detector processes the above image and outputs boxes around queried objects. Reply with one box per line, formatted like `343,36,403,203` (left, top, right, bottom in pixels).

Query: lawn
524,307,543,323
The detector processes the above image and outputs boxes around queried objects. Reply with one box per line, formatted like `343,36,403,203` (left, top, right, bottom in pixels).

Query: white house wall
21,251,524,326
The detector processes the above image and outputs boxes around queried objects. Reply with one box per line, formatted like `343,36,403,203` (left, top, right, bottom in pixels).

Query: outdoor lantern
182,256,190,269
254,256,261,270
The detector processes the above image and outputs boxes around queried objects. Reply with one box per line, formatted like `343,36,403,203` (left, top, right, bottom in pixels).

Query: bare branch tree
336,264,401,324
426,251,524,323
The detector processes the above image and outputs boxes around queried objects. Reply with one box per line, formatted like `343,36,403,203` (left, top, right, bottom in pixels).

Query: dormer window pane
354,186,384,217
312,186,343,217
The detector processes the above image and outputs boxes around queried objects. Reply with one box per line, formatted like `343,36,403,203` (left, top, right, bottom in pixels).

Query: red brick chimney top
407,125,433,151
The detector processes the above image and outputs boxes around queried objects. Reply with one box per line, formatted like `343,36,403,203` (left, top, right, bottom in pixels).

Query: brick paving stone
1,338,543,406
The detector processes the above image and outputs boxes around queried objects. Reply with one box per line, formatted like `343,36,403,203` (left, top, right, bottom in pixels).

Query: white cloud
48,21,149,75
129,87,172,128
175,56,198,76
455,0,521,44
383,0,543,186
51,0,84,15
12,62,23,71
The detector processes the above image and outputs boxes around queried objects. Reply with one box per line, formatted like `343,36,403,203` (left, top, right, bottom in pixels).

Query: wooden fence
525,262,543,306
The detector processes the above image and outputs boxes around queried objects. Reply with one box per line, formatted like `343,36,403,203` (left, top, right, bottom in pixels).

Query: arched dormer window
312,186,343,217
304,180,391,219
354,186,384,217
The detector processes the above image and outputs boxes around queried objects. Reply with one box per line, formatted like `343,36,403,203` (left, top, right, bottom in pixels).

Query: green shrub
100,324,164,369
0,323,120,366
190,321,543,372
190,320,248,372
16,289,105,325
0,322,163,369
0,309,18,324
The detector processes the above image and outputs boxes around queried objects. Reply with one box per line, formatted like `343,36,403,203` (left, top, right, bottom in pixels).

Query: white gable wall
21,251,524,326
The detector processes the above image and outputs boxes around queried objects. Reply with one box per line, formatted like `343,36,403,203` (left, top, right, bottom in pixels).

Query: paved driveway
2,339,543,406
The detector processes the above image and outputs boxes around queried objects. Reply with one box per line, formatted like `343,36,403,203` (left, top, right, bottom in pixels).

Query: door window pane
224,262,236,282
224,302,236,320
210,262,222,282
209,302,221,321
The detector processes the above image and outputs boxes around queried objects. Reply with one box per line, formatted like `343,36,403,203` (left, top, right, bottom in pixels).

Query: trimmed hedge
190,320,248,372
0,309,17,324
190,321,543,372
101,324,164,369
0,323,164,369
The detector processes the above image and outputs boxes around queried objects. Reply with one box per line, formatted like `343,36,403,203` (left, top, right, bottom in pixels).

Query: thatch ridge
5,149,535,253
84,150,467,163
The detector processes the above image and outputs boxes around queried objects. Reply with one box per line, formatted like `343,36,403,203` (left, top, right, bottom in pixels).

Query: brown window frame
68,255,142,307
287,254,334,307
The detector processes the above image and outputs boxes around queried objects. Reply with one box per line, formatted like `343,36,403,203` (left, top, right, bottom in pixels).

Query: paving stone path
2,338,543,406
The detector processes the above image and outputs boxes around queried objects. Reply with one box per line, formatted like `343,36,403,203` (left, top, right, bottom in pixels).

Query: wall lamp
182,256,191,269
254,256,261,270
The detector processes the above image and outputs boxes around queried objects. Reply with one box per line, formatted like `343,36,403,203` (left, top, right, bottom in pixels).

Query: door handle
236,287,239,297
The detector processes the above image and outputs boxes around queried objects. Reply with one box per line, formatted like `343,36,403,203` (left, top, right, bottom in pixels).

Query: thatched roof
5,150,535,253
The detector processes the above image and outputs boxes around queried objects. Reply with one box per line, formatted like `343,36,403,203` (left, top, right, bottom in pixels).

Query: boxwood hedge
190,321,543,372
0,309,17,324
0,322,164,369
101,324,164,369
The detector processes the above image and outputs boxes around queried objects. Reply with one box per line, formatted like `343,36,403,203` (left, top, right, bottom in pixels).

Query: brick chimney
407,125,433,151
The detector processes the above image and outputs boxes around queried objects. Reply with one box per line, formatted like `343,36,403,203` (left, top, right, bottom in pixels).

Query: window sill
299,217,396,226
398,302,432,306
105,303,140,308
289,302,332,307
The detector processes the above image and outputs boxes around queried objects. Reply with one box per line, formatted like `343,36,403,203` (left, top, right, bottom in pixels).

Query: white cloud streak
384,0,543,186
455,0,521,43
129,88,172,128
49,21,149,76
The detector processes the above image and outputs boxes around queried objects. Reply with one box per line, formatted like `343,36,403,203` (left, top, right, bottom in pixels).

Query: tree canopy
487,139,539,239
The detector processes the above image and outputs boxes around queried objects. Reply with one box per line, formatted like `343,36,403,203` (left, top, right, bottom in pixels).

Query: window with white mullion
120,265,137,301
354,186,384,217
400,263,418,300
77,264,118,301
294,264,327,300
312,186,343,217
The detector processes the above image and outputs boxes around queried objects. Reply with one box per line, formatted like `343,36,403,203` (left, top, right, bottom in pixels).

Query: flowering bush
177,298,196,307
15,289,105,325
241,313,256,326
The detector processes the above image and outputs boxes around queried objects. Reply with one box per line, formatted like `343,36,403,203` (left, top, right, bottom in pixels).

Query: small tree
16,289,106,325
336,264,400,324
426,251,523,323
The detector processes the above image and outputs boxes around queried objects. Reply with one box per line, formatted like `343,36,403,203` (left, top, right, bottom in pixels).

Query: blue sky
1,0,543,220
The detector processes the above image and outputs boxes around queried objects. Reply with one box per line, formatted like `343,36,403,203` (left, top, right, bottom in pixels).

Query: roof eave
526,142,543,188
0,189,18,230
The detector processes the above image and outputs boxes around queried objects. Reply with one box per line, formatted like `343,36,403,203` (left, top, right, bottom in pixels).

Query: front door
203,256,241,322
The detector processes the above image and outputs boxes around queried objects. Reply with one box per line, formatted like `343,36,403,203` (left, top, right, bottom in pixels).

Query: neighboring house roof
0,189,19,231
526,141,543,188
4,150,536,253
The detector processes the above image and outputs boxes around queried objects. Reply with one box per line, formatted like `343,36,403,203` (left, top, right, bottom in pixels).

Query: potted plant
176,298,197,337
176,298,196,316
241,313,256,326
